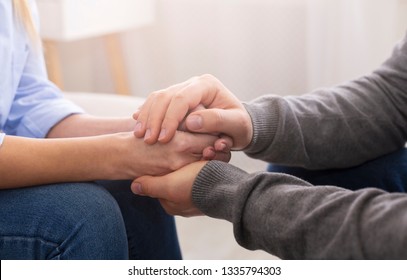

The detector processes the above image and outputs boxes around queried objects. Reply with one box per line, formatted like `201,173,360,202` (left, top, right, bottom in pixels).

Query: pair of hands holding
130,74,253,216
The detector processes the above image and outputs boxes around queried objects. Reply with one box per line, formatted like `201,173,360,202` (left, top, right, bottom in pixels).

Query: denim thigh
0,182,128,260
98,180,182,260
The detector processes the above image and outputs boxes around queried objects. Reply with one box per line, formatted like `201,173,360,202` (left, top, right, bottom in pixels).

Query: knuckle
198,74,220,92
148,91,159,99
169,159,184,171
168,153,191,171
200,73,215,81
176,137,189,151
150,90,170,101
173,91,187,102
201,73,219,86
169,93,190,113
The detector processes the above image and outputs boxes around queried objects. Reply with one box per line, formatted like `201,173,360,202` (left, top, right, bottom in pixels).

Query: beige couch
65,91,274,260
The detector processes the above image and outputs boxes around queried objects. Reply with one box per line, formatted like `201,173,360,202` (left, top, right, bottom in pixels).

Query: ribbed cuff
243,95,280,156
192,161,249,222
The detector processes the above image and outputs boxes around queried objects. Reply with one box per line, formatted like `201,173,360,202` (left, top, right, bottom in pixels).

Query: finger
132,109,140,120
178,104,206,132
131,175,170,200
202,147,216,160
134,81,189,140
212,151,231,162
158,79,219,143
133,96,156,138
182,132,220,154
142,93,172,144
202,147,231,162
186,108,249,148
214,135,233,152
144,82,196,144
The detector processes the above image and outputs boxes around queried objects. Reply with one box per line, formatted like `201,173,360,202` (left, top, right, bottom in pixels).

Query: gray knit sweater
192,32,407,259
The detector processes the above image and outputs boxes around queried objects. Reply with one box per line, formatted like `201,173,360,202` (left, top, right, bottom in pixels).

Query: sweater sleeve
243,32,407,169
192,160,407,259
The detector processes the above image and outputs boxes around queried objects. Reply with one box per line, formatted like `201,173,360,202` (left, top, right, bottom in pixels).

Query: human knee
46,183,128,259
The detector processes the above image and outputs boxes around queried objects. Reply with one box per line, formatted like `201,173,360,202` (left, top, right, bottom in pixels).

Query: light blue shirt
0,0,83,139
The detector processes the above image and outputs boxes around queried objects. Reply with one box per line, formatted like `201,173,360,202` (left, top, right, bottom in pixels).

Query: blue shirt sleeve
2,0,84,138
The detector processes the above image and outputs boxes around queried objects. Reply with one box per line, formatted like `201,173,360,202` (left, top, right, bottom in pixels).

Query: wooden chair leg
42,40,64,89
104,33,131,95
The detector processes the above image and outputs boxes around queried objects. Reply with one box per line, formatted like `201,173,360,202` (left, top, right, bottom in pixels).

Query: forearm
0,130,218,189
0,133,133,189
46,114,136,138
193,161,407,259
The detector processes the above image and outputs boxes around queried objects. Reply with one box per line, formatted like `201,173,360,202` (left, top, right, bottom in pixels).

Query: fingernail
203,147,216,160
134,121,142,133
187,115,203,130
158,128,166,141
218,143,226,152
131,182,143,194
144,128,151,141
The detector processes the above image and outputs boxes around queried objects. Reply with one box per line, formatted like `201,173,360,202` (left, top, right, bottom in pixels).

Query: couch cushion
64,92,145,117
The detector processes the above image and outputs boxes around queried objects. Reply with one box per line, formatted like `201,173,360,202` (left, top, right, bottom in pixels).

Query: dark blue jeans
268,148,407,193
0,180,181,260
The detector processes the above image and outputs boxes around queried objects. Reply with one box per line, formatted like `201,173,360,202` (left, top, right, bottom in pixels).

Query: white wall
54,0,407,102
306,0,407,89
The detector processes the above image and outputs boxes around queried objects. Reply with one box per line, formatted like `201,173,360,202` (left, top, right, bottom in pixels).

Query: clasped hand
131,74,253,217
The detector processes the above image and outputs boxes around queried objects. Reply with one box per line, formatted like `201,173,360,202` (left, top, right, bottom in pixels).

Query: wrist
239,106,254,150
101,132,139,180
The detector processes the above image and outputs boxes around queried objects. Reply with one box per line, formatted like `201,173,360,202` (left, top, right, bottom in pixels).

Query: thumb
131,175,169,199
186,108,251,149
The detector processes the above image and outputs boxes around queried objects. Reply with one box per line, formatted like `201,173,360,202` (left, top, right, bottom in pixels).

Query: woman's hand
119,131,230,179
131,161,208,217
133,74,253,151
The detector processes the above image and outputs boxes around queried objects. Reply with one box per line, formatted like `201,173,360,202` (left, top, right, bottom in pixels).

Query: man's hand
133,74,253,151
131,161,208,217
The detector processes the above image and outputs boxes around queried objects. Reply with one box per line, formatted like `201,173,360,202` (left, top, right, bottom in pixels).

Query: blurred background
37,0,407,101
35,0,407,259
